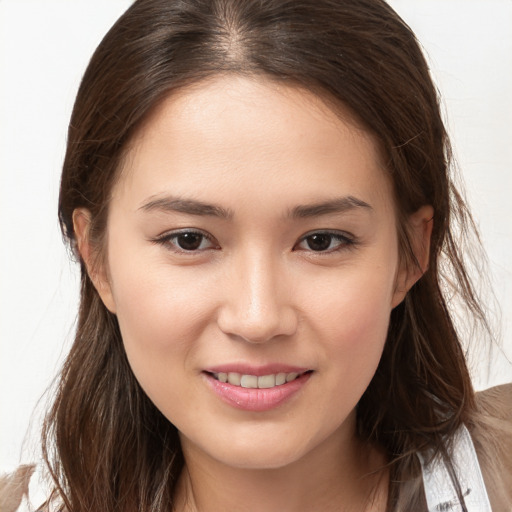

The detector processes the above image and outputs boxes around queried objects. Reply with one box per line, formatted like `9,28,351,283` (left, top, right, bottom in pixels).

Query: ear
72,208,117,313
392,205,434,308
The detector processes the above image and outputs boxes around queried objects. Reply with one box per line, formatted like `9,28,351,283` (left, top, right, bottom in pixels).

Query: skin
74,75,433,512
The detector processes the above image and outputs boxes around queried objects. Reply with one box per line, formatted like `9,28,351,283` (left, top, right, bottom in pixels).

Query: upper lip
204,364,311,376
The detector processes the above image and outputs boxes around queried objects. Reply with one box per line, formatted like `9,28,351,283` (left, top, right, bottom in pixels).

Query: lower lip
204,372,312,412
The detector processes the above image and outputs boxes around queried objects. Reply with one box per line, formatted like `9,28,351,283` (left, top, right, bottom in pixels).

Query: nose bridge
218,245,296,343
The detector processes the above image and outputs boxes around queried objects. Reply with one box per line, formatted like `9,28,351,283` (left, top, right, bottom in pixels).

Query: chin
183,429,313,471
216,446,305,471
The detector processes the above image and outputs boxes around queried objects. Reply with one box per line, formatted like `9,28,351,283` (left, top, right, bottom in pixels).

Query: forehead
116,75,393,215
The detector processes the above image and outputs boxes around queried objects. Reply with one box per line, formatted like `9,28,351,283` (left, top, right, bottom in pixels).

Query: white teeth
257,374,276,388
241,375,258,388
213,371,305,388
286,372,299,382
275,373,286,386
227,372,241,386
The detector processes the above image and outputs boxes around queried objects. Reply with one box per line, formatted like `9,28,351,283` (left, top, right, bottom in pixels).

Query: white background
1,0,511,502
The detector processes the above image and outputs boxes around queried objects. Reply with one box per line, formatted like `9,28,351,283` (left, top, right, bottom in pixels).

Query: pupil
307,234,331,251
177,233,202,250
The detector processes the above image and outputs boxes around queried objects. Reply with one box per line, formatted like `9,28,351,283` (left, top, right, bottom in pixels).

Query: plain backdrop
1,1,511,504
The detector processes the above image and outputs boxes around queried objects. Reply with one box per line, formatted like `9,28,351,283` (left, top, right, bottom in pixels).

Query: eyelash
294,230,357,254
152,229,220,253
151,229,357,255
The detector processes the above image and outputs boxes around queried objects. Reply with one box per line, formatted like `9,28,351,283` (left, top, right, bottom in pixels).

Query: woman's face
84,76,425,470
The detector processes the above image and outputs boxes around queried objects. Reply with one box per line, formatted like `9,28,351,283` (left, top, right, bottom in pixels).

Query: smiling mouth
208,371,312,389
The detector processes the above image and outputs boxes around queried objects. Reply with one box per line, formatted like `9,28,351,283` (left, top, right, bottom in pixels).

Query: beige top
472,383,512,511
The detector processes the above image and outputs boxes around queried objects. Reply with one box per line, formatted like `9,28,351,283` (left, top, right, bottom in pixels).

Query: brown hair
45,0,490,510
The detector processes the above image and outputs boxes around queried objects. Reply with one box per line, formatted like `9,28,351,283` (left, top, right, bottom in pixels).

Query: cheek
105,238,220,381
108,261,219,418
326,295,390,375
305,263,396,376
108,234,210,334
321,301,389,422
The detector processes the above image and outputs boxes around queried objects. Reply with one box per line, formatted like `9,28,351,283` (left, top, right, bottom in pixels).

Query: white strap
417,425,492,511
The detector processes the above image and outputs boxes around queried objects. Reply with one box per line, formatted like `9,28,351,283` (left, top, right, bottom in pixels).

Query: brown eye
295,231,355,253
154,229,218,253
175,232,205,251
305,234,333,251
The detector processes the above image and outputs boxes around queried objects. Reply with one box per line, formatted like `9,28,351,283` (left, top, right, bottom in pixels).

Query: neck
174,420,389,512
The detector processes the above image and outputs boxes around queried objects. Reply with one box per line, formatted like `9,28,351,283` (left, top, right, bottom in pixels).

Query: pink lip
203,371,312,412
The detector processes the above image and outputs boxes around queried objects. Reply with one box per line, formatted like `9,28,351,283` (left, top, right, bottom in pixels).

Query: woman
8,0,511,510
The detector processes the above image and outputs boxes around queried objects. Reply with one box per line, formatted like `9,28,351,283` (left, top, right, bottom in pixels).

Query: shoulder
471,383,512,511
0,465,65,512
475,382,512,420
0,465,35,512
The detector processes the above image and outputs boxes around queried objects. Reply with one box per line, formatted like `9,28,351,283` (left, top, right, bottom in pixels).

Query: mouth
204,369,313,411
208,370,312,389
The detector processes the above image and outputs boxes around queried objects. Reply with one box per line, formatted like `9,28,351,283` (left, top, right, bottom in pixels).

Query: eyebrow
138,195,233,218
138,194,372,219
289,196,373,218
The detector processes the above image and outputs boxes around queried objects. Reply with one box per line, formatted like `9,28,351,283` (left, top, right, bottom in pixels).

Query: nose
217,251,298,344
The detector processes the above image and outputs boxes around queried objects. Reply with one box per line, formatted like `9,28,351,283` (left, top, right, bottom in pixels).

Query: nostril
217,313,297,344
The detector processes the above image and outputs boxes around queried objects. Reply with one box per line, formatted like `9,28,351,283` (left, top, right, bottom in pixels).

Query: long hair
44,1,490,510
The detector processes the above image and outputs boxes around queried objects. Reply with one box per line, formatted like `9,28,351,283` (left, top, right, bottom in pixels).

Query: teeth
275,373,286,385
227,372,241,386
241,375,258,388
257,374,275,388
213,371,304,388
286,372,299,382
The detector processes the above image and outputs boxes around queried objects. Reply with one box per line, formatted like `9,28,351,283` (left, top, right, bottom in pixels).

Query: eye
153,229,219,253
294,231,355,253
